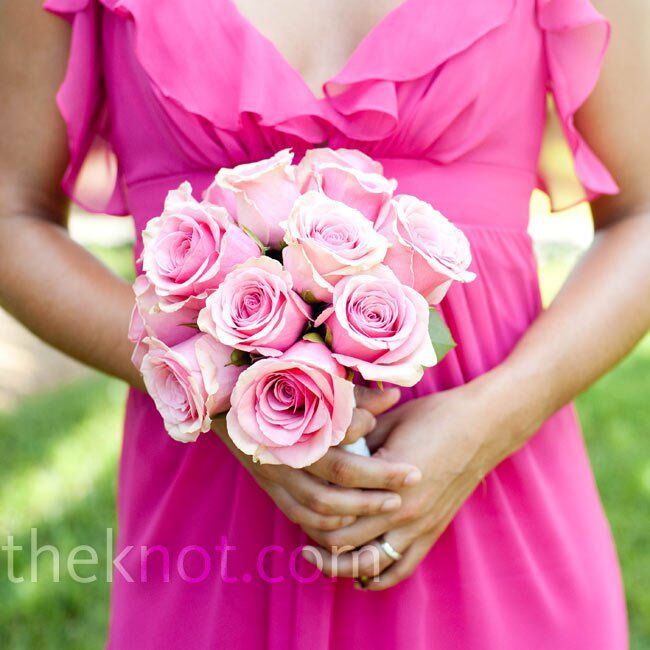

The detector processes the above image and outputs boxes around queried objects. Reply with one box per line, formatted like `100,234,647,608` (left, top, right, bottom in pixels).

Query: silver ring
378,537,402,561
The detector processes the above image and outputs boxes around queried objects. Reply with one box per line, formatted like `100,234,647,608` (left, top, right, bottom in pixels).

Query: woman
1,0,648,647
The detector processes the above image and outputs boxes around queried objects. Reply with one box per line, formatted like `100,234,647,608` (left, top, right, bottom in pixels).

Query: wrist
463,363,551,466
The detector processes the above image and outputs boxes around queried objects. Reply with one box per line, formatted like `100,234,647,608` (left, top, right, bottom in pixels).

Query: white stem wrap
342,437,371,457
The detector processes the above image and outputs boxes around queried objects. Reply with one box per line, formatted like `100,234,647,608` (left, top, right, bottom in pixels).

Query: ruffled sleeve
537,0,619,210
44,0,128,215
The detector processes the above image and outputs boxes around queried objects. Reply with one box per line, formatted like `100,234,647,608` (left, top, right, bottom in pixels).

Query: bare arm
492,0,650,452
0,2,143,389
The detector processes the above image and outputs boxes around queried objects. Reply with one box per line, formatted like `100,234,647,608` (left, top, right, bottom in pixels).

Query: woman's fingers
341,407,376,445
341,386,401,445
306,511,395,551
306,446,422,490
265,484,357,531
283,470,403,517
365,538,432,590
302,530,411,579
354,385,401,416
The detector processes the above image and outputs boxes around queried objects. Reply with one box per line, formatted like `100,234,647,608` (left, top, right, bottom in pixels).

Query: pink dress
44,0,627,647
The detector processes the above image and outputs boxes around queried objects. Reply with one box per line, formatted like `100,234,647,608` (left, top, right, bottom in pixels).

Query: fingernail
341,515,356,526
403,468,422,486
380,496,401,512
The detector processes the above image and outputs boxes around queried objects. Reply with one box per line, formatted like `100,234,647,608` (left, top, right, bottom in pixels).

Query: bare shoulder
0,1,72,220
578,0,650,225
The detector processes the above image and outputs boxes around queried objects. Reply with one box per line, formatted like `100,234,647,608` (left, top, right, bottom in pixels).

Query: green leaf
302,332,324,344
346,369,355,382
227,348,252,367
428,308,456,362
376,381,384,391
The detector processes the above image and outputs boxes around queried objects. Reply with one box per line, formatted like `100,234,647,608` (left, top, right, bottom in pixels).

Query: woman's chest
230,0,407,97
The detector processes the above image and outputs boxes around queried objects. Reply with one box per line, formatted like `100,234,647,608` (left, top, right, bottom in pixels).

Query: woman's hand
212,385,423,533
301,370,538,589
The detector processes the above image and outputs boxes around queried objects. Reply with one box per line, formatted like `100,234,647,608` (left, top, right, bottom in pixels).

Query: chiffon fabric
44,0,627,647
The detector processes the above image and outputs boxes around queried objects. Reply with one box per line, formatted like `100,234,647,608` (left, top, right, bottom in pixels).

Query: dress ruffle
46,0,518,156
537,0,619,209
323,0,515,141
45,0,618,213
113,0,517,144
111,0,332,142
44,0,129,215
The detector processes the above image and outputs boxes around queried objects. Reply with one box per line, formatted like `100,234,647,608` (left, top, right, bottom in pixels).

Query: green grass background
0,240,648,649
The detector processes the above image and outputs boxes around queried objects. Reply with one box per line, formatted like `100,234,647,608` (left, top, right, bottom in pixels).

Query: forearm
0,212,144,390
478,210,650,454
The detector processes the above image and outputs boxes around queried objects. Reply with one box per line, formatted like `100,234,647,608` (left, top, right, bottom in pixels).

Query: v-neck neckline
227,0,412,101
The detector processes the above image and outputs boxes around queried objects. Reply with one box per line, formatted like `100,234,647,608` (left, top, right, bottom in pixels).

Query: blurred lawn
0,239,648,649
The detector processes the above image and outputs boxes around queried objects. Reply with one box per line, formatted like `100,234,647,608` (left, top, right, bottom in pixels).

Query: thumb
353,385,401,416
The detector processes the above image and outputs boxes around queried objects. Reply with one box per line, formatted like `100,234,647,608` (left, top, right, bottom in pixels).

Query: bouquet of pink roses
129,148,475,467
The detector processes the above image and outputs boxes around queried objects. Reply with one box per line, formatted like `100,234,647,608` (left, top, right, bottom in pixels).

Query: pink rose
295,147,385,188
376,195,476,304
201,179,237,216
141,182,260,311
295,147,396,222
226,340,355,468
318,267,437,387
197,257,311,357
207,149,300,249
128,275,203,369
141,334,243,442
282,191,389,302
